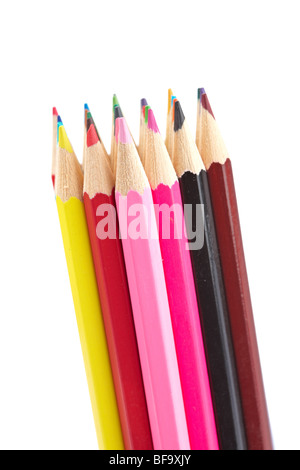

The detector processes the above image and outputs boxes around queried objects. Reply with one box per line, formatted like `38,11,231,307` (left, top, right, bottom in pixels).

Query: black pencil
172,100,247,450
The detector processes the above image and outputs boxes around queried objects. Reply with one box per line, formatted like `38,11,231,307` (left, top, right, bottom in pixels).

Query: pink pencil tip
147,109,160,133
53,107,58,116
115,118,120,144
117,117,132,144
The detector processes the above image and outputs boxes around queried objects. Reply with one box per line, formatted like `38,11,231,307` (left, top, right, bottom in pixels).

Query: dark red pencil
83,109,153,450
196,88,273,450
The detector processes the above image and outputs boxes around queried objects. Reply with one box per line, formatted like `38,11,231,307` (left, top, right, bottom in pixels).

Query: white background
0,0,299,450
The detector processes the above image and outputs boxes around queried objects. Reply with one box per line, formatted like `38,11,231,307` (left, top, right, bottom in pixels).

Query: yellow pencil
55,123,124,450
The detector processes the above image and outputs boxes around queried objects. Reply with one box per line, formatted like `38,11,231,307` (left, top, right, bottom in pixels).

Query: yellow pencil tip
59,126,73,153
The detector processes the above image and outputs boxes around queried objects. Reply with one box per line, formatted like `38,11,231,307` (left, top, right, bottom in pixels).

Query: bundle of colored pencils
51,90,272,451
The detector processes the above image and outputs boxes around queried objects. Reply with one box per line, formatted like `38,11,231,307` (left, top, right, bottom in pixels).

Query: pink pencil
115,117,190,450
143,107,219,449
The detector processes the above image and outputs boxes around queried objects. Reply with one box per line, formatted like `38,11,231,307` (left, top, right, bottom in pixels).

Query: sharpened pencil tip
86,110,101,144
114,106,123,135
57,116,63,142
84,103,90,111
114,105,123,120
171,96,177,112
53,107,58,116
198,88,206,100
200,91,215,119
174,101,185,132
144,105,151,124
58,125,73,153
172,99,178,122
147,108,160,133
113,94,119,108
141,98,148,109
168,89,174,113
86,123,99,147
117,117,132,145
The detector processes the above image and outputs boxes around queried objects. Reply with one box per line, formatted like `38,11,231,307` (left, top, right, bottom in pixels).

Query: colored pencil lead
58,124,73,154
173,100,185,132
141,98,148,109
144,105,151,124
167,88,173,114
113,94,120,108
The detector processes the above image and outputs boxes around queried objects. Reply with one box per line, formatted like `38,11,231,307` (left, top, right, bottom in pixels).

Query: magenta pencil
115,117,190,450
143,107,219,450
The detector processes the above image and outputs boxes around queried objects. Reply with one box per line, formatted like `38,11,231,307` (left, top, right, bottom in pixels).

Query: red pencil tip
201,93,215,119
53,107,58,116
86,123,99,148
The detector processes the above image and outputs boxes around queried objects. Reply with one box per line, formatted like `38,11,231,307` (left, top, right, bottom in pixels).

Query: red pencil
83,109,153,450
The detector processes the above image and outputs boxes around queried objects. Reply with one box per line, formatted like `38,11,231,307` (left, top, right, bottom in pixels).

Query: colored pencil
115,117,190,450
51,107,58,188
143,106,218,450
196,89,273,450
83,111,153,450
55,121,124,450
172,100,247,450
